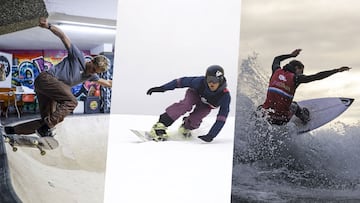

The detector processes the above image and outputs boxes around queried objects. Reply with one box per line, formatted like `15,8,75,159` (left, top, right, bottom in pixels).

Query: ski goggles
206,76,220,83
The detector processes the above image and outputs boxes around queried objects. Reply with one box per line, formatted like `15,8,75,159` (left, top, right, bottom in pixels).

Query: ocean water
231,54,360,202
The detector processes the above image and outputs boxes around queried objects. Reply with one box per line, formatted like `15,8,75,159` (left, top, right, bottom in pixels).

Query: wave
232,53,360,202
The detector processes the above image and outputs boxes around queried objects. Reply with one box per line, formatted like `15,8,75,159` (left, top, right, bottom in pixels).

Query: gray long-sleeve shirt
46,44,99,86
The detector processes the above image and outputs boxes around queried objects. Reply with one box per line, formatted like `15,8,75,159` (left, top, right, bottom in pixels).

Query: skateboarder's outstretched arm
39,17,71,50
95,78,112,88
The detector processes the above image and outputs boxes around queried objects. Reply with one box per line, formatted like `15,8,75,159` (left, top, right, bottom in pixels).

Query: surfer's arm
271,49,302,74
296,67,350,84
95,78,112,88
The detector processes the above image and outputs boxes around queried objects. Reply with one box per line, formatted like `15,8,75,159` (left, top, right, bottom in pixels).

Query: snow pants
165,88,212,130
34,72,78,128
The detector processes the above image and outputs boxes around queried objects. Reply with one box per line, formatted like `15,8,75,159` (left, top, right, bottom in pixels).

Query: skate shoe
300,107,311,124
36,124,54,137
149,122,168,141
178,124,192,138
4,126,15,134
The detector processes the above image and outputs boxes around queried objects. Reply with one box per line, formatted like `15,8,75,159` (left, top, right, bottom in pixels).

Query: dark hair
289,60,304,68
284,60,304,73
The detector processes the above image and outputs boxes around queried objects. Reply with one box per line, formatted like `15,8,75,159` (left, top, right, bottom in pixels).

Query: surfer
260,49,350,125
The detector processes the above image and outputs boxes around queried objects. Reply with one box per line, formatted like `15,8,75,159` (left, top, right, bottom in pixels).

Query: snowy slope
104,114,235,203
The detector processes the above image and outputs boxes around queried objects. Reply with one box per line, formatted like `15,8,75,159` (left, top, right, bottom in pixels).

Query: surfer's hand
337,67,351,72
146,87,165,95
290,49,302,57
198,134,214,142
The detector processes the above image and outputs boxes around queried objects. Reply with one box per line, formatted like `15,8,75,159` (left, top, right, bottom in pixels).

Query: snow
104,114,235,203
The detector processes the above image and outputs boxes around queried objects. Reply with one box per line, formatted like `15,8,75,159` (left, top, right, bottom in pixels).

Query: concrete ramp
3,114,109,203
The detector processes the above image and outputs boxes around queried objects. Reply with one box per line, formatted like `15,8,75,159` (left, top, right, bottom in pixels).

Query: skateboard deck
4,118,43,135
1,118,59,155
2,133,59,155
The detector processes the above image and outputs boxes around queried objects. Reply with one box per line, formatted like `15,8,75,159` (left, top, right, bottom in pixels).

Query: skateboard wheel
40,151,46,156
13,147,18,152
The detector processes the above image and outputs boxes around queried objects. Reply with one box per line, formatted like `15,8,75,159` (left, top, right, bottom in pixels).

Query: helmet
205,65,224,84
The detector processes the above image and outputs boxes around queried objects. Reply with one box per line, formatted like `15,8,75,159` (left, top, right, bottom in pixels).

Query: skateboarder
260,49,350,125
146,65,231,142
33,17,112,137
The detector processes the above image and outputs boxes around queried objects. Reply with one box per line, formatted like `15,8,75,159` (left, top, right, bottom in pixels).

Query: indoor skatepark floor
1,113,110,203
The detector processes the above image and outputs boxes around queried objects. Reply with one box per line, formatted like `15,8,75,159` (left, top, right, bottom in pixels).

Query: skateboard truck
4,135,47,156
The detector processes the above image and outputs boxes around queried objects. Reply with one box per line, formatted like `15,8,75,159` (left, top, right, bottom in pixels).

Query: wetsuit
262,54,340,124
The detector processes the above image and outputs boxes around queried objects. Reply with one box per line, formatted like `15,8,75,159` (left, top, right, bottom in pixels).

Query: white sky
111,0,241,117
239,0,360,124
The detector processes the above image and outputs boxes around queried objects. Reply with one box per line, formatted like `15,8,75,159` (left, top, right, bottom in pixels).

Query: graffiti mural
0,52,12,87
1,49,113,113
14,59,42,88
10,50,96,93
11,51,43,88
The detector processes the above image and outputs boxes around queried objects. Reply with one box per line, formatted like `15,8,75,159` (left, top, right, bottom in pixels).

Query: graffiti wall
0,49,113,113
10,50,44,88
0,51,13,88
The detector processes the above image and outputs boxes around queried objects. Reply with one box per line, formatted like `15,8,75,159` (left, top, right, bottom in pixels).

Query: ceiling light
56,22,116,35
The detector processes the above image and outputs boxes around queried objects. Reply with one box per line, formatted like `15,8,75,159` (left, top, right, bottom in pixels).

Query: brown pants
34,72,78,128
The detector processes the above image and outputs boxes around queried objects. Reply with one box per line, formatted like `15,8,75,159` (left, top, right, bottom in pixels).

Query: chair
0,87,21,118
21,94,37,114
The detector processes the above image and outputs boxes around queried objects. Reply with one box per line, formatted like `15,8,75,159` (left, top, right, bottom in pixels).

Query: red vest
262,69,296,122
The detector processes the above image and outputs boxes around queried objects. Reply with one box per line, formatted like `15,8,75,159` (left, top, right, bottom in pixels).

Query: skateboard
2,133,58,155
1,118,59,155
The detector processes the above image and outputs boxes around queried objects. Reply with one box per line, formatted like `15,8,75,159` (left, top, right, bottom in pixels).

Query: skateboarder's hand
39,17,49,29
198,134,214,142
146,87,165,95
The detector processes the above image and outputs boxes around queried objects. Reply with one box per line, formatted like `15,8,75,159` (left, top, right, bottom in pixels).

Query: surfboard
289,97,354,134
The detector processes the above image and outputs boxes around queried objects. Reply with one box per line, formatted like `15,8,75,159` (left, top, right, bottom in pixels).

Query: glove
146,87,165,95
198,134,214,142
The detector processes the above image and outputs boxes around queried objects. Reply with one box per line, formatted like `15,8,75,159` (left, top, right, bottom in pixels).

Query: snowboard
130,129,195,142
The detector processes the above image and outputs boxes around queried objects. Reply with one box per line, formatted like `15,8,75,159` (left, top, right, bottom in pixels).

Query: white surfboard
289,97,354,134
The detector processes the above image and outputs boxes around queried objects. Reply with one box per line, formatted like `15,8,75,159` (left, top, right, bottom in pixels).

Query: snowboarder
146,65,231,142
